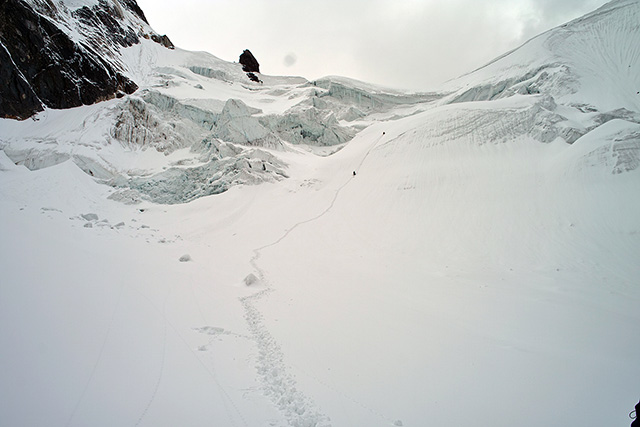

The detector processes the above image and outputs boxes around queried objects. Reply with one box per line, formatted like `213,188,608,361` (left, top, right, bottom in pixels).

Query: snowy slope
446,0,640,111
1,1,640,426
1,27,435,203
253,100,640,427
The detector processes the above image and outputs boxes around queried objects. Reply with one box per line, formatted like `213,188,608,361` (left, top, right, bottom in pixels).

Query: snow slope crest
0,0,175,120
2,0,639,207
448,0,640,113
434,0,640,170
22,0,173,55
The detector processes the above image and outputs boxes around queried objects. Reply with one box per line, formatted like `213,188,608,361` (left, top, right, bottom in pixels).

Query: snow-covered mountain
1,1,639,427
1,0,438,203
0,0,173,119
447,0,639,110
442,0,640,148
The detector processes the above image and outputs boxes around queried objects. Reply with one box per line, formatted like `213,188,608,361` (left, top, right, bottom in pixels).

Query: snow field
0,162,281,426
2,93,639,425
250,106,640,426
2,1,640,425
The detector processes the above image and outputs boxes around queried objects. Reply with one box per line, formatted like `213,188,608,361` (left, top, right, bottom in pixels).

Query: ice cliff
1,0,638,204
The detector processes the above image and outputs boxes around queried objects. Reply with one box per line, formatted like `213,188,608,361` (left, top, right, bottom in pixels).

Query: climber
353,171,356,176
383,131,385,135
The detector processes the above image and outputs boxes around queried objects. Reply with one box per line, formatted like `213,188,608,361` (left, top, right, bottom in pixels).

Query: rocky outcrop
239,49,260,73
72,2,141,49
0,0,138,119
0,0,173,120
0,41,44,119
118,0,149,24
150,34,174,49
246,72,262,83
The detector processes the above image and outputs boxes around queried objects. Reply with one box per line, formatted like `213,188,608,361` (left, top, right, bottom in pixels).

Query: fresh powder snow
1,1,639,426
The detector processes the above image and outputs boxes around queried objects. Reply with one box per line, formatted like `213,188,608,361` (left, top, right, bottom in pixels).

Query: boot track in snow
240,133,387,427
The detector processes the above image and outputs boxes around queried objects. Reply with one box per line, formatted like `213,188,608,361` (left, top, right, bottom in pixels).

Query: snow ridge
446,0,640,113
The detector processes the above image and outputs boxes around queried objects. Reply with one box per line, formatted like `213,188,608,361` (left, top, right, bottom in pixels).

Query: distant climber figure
382,131,385,135
353,171,356,176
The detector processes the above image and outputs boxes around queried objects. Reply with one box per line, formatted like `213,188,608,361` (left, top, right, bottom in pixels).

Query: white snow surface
57,0,101,9
444,0,640,113
1,1,640,426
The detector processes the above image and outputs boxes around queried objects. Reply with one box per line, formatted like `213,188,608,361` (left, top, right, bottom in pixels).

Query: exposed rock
150,33,174,49
246,72,262,83
118,0,149,24
0,0,176,120
72,3,140,48
0,0,139,119
0,41,44,119
239,49,260,73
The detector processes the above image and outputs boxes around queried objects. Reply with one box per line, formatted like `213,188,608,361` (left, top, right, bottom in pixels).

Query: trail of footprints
235,133,392,427
240,288,331,427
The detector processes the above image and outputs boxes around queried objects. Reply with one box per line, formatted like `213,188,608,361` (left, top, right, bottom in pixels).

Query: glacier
1,0,639,426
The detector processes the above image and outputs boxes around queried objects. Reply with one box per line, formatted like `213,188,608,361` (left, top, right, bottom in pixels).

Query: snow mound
244,273,259,286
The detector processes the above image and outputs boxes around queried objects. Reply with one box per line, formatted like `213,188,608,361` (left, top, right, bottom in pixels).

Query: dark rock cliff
239,49,260,73
0,0,173,120
0,40,44,119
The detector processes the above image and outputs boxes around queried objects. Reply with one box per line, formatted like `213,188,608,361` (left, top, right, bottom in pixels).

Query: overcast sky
135,0,610,91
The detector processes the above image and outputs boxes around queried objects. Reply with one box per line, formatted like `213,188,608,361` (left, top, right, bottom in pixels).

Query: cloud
136,0,610,91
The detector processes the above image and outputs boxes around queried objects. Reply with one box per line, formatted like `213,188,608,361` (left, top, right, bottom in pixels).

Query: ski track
240,133,387,427
132,284,248,427
289,360,396,426
188,280,249,427
135,286,171,427
129,284,249,427
65,281,125,427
